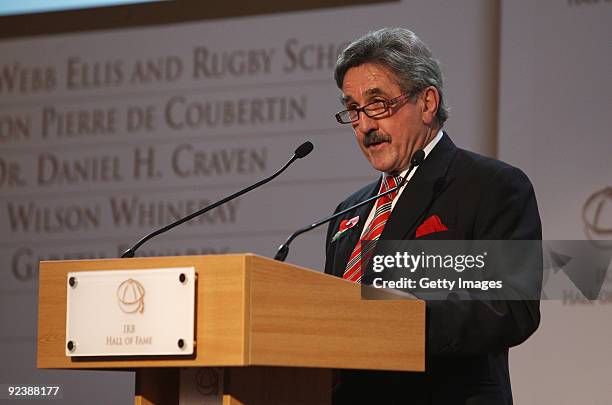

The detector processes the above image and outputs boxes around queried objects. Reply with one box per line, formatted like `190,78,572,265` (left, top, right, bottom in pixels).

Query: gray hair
334,27,449,126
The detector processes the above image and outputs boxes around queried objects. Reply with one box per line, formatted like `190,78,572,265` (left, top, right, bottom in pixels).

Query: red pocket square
415,215,448,238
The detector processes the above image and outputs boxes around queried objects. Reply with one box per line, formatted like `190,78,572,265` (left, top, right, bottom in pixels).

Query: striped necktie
343,175,401,283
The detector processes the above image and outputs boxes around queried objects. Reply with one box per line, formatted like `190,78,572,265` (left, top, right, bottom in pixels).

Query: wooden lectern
38,254,425,404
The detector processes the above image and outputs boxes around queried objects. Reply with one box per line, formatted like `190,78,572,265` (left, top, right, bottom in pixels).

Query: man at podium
324,28,541,405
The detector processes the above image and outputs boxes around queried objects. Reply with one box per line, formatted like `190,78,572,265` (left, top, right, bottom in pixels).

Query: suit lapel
332,179,380,277
381,133,458,241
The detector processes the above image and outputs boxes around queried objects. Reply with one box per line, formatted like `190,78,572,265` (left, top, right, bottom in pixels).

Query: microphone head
294,141,314,159
411,149,425,166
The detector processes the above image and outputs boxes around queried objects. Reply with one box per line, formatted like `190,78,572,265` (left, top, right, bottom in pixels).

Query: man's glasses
335,91,414,124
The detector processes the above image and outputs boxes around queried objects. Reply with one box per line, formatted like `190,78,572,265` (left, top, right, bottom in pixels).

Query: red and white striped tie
343,175,401,283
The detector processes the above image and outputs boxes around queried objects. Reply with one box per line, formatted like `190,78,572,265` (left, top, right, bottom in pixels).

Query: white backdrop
499,1,611,404
3,0,610,403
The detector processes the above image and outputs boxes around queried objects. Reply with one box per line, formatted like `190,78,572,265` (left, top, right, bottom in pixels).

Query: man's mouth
366,140,385,148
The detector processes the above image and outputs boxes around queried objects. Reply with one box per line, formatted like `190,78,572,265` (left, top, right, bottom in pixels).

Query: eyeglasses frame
334,91,416,124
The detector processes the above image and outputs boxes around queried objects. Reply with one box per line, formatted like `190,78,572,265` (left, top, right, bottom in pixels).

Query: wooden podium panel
38,254,249,369
38,254,425,404
246,255,425,371
38,254,425,371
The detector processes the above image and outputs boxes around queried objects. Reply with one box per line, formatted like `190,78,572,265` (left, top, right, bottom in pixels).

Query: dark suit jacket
324,133,542,405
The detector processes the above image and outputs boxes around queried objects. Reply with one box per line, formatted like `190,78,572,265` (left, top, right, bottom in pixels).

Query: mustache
363,131,391,147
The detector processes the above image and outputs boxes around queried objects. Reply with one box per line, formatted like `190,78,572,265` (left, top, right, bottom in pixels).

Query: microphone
274,149,425,262
121,141,314,258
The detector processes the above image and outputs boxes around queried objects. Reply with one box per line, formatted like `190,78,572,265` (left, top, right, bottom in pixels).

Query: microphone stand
274,150,425,262
121,141,314,258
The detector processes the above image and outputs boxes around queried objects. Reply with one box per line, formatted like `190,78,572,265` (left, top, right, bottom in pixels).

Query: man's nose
355,112,378,134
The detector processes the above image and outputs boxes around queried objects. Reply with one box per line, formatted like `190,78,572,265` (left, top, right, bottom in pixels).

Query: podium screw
179,273,186,284
68,277,77,288
67,340,75,352
178,339,185,349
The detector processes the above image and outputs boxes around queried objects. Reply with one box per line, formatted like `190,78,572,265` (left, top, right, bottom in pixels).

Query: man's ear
420,86,440,126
